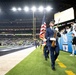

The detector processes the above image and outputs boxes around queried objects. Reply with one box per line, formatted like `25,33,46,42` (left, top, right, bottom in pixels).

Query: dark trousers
44,45,49,59
48,46,59,68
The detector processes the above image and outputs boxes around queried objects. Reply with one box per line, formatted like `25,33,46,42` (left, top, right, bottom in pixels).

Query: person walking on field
45,20,60,70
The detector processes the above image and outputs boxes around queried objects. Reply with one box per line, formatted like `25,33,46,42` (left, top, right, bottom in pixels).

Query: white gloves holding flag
43,38,47,42
42,38,56,41
50,38,56,41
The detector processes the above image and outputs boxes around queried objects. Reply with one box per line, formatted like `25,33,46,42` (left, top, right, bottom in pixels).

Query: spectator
70,33,76,56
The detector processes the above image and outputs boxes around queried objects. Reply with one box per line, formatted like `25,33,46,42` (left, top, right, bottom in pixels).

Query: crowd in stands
56,22,76,56
0,38,34,46
59,22,76,35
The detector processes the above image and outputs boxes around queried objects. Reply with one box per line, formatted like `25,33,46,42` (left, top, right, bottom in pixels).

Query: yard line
65,70,75,75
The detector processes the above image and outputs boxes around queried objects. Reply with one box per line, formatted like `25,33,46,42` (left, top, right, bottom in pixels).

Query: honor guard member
43,38,49,61
45,20,60,70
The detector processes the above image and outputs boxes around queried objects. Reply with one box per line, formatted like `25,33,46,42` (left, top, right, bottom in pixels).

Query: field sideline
6,47,76,75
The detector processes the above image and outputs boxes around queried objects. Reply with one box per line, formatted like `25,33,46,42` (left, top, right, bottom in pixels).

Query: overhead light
24,6,29,12
11,7,17,12
18,7,22,11
31,6,37,12
45,6,53,12
38,6,44,12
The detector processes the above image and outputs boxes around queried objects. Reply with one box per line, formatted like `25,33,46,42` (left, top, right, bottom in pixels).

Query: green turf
6,47,76,75
58,51,76,74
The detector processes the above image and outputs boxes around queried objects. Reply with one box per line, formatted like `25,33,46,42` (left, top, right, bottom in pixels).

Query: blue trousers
44,45,49,59
48,46,60,68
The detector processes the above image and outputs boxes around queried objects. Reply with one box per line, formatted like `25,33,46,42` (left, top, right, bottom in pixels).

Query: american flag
39,14,46,39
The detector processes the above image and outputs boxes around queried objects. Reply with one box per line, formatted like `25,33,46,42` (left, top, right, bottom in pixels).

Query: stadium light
45,6,53,12
11,7,17,12
30,6,37,39
31,6,37,12
17,7,22,11
11,6,53,39
24,6,29,12
38,6,44,12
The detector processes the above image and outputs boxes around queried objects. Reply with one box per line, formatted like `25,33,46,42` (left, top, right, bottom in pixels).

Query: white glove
43,38,47,42
50,38,56,41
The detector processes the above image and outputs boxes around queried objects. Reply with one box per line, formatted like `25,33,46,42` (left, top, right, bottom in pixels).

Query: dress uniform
43,41,49,60
45,20,60,70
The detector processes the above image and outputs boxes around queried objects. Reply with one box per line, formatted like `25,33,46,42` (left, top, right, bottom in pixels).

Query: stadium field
6,47,76,75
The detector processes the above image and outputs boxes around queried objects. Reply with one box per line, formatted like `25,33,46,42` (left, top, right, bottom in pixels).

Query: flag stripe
39,14,46,39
